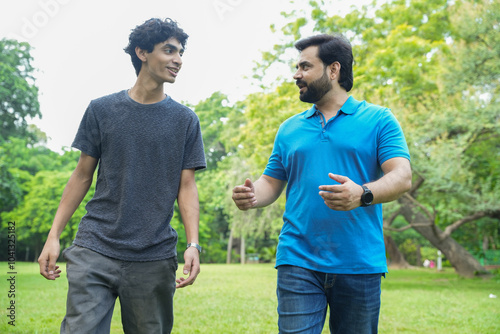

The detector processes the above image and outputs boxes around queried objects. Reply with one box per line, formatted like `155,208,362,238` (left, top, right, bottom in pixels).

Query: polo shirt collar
305,96,361,118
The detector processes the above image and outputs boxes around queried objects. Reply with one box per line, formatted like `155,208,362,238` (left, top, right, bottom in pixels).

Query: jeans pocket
62,244,75,261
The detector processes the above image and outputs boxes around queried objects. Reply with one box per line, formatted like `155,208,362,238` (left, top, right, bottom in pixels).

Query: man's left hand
319,173,363,211
176,247,200,288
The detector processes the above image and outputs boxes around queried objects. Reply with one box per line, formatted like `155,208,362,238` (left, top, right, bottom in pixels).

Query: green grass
1,262,499,333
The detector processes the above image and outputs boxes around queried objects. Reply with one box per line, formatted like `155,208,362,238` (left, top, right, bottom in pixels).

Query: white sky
1,0,371,152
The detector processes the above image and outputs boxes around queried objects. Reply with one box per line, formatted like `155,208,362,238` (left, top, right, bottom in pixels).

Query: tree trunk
482,235,488,252
384,234,410,268
398,196,491,278
240,235,245,265
416,244,422,267
25,246,29,262
226,229,233,264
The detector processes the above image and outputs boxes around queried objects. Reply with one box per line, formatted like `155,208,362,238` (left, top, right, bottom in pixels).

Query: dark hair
295,34,353,92
124,18,189,76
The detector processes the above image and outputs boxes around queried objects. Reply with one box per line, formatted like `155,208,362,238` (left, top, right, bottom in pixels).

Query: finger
233,185,252,193
232,191,255,200
38,257,49,278
180,271,195,286
183,261,191,275
318,191,331,200
52,265,62,278
244,178,253,189
176,277,191,288
234,195,257,205
237,199,257,210
48,256,58,277
328,173,350,184
176,270,198,288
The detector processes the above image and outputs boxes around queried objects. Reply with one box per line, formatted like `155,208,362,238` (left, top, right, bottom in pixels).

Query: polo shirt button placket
317,112,329,142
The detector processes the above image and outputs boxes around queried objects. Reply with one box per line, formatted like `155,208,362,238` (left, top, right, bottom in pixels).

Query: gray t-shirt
71,90,206,261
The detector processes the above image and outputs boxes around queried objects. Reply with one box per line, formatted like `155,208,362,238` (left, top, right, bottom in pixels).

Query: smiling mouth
167,67,180,76
296,81,307,93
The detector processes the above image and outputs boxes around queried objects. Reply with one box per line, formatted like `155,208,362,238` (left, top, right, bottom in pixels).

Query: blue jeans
277,265,382,334
61,245,178,334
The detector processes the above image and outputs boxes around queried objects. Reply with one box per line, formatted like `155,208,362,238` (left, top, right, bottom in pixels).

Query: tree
0,39,41,143
1,169,94,261
381,0,500,277
0,137,81,261
171,93,246,263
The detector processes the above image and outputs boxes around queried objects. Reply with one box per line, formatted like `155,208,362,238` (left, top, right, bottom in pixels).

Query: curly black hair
124,18,189,76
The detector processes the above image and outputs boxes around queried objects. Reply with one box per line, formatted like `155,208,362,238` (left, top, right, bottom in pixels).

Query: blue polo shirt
263,96,410,274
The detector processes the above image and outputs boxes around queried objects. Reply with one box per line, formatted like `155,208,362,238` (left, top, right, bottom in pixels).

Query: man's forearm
178,196,200,244
48,169,94,239
253,175,287,208
366,157,412,205
177,169,200,244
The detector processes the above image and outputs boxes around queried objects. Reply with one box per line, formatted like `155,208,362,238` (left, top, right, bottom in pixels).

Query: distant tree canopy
0,39,41,143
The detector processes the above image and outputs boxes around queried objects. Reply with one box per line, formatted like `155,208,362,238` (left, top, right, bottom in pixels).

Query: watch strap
187,242,202,253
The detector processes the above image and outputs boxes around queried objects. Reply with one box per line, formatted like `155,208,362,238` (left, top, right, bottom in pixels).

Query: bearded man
232,34,412,334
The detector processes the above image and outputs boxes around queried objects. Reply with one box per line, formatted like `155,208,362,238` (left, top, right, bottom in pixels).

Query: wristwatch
360,185,374,207
187,243,202,253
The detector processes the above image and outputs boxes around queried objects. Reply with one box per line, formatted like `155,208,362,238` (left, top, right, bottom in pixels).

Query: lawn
1,262,499,333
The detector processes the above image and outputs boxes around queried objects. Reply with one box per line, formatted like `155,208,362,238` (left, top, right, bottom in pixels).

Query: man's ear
135,46,148,62
329,61,341,80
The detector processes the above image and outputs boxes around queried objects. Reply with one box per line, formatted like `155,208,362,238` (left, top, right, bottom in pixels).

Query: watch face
365,192,374,203
361,186,374,205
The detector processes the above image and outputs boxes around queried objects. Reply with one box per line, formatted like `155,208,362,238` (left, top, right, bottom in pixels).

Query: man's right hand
38,237,62,280
232,178,257,211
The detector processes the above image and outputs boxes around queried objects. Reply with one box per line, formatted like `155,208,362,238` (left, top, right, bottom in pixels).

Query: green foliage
0,142,82,260
235,82,309,169
172,168,232,264
1,165,95,258
191,92,239,170
0,39,41,142
404,0,500,226
0,163,23,213
0,137,77,175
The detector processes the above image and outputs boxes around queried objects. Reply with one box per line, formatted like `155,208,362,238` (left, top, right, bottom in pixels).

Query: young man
232,34,412,333
38,18,206,334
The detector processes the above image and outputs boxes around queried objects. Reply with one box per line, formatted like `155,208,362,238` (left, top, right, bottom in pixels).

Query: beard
296,69,332,103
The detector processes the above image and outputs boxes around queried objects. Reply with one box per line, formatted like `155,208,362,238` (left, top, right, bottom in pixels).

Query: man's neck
315,89,349,121
128,78,166,104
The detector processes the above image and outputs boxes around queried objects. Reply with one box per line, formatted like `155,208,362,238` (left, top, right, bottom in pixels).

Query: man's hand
176,247,200,288
318,173,363,211
232,178,257,211
38,237,62,280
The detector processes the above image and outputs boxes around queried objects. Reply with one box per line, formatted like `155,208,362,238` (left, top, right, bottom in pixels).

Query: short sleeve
263,130,288,181
72,103,102,159
377,110,410,165
182,116,206,171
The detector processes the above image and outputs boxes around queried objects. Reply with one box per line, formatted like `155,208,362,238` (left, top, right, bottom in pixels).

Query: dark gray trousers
61,245,177,334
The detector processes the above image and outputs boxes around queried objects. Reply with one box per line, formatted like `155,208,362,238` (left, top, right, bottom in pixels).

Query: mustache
296,80,307,87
